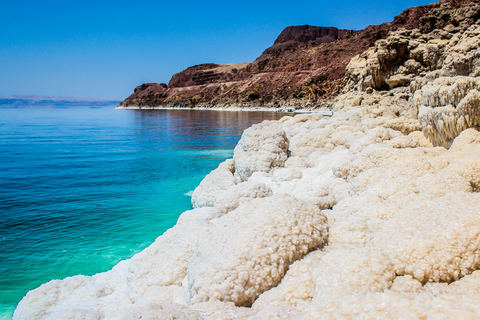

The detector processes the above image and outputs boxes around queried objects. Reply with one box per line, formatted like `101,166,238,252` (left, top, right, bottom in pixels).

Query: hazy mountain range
0,95,121,107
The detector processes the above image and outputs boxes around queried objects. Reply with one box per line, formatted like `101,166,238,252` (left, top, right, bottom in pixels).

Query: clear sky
0,0,434,99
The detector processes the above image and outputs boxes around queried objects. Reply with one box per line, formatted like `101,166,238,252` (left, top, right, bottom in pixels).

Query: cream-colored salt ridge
14,3,480,319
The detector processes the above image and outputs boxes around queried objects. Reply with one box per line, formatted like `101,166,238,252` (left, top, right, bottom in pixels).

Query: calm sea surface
0,106,291,319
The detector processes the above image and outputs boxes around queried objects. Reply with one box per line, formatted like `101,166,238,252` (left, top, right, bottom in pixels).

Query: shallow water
0,107,291,319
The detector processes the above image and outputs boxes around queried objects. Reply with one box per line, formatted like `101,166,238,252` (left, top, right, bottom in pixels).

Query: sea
0,106,292,319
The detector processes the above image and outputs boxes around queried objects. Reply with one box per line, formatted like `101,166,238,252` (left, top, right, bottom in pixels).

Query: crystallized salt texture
14,7,480,318
191,159,235,208
213,180,272,214
185,195,328,307
13,258,134,320
123,302,202,320
16,116,480,319
125,207,217,300
252,246,396,319
415,76,480,147
233,121,289,183
373,193,480,284
389,275,423,293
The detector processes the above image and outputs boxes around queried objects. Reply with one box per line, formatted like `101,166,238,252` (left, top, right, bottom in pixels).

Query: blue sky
0,0,433,99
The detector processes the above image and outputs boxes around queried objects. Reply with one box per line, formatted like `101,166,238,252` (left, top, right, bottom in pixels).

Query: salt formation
213,181,273,214
191,159,235,208
344,2,480,147
14,1,480,319
185,196,328,307
232,121,289,183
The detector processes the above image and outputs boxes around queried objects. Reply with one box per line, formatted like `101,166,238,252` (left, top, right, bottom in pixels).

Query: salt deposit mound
185,196,328,307
191,159,235,208
233,121,289,183
14,0,480,318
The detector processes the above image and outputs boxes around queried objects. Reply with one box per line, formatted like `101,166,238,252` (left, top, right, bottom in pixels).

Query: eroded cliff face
343,0,480,147
15,0,480,319
118,0,448,110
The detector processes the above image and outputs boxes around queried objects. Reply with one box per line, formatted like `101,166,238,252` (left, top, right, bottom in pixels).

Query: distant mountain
0,95,122,107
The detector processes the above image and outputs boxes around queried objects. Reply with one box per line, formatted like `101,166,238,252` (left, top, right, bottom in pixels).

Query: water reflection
132,109,293,151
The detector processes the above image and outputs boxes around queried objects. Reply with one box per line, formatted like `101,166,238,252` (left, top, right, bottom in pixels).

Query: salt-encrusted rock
123,302,202,320
15,1,480,319
185,195,328,307
345,4,480,95
271,167,303,182
191,159,235,207
310,247,395,298
374,193,480,284
448,270,480,293
389,275,423,293
415,76,480,146
386,130,433,148
344,34,411,91
291,171,352,209
15,102,480,319
13,261,132,320
125,207,217,300
233,121,289,183
44,308,102,320
343,3,480,147
213,180,272,214
300,290,480,319
252,247,396,318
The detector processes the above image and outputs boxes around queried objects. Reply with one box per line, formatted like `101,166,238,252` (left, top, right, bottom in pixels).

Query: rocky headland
15,0,480,318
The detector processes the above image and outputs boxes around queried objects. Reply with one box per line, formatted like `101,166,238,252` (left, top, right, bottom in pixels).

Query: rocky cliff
340,0,480,147
118,1,454,110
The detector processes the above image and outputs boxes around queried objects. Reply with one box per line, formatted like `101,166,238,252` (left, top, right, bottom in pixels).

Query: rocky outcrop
119,1,461,110
259,25,348,57
344,1,480,91
344,0,480,146
122,83,169,107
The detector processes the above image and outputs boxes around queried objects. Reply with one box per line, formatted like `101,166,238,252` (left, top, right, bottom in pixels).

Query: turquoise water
0,107,291,319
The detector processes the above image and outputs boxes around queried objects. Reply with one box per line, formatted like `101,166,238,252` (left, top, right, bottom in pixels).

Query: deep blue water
0,107,291,319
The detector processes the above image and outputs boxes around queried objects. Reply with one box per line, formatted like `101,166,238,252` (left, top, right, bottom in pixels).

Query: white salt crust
185,196,328,307
233,121,289,183
191,159,235,208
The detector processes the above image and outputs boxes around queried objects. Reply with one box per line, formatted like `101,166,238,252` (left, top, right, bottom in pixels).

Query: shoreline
15,102,480,318
116,105,334,116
